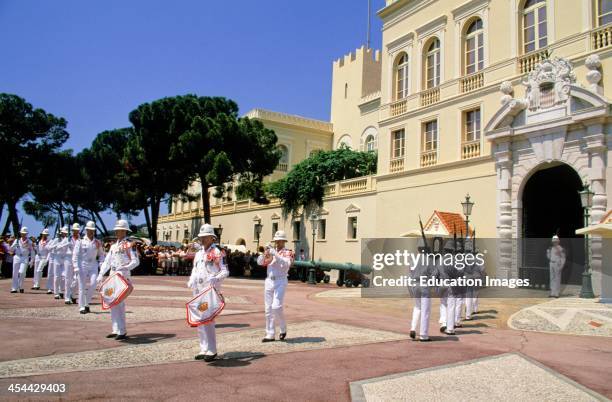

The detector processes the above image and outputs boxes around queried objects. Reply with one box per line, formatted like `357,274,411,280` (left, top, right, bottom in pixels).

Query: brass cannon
292,260,372,287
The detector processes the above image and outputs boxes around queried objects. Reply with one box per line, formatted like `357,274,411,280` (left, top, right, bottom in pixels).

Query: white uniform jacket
98,239,140,280
258,248,294,280
72,237,105,272
188,244,229,292
9,238,33,265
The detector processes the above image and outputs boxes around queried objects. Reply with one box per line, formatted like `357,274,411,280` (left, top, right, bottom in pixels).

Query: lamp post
579,182,595,299
308,212,319,285
216,224,223,245
254,219,263,249
461,194,474,237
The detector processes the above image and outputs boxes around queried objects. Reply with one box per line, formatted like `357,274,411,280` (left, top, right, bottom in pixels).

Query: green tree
0,94,68,234
173,96,280,223
126,97,196,245
268,147,377,216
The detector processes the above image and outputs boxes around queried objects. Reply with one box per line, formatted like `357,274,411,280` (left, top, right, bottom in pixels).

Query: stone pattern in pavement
130,295,252,304
352,353,605,402
508,298,612,336
0,320,408,378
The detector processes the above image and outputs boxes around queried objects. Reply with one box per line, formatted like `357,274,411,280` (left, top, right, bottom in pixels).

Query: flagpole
367,0,371,49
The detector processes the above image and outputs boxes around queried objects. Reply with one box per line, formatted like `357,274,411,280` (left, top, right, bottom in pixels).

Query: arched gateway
484,55,609,295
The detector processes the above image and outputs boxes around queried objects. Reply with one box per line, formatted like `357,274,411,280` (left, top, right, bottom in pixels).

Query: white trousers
53,259,65,296
77,263,98,308
62,257,76,301
33,258,47,288
439,295,457,332
465,288,478,319
45,259,55,292
197,323,217,354
264,278,287,338
11,260,28,291
550,264,563,297
110,301,126,335
455,296,464,324
410,296,431,339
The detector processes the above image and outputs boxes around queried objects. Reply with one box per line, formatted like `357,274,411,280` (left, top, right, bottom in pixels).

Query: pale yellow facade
158,0,612,297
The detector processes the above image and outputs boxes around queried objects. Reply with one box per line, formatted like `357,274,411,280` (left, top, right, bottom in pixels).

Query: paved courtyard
0,276,610,401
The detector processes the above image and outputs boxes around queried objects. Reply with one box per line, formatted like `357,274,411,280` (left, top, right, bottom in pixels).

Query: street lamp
254,219,263,249
461,193,474,237
579,182,595,299
216,224,223,245
308,212,319,285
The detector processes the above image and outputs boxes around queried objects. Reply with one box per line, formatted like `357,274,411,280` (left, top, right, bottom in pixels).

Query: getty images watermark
370,249,531,289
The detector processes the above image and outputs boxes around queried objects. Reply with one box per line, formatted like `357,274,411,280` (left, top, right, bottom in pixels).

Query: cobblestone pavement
508,298,612,337
0,276,610,401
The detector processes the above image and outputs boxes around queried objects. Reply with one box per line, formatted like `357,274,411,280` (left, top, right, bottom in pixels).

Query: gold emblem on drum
104,288,114,297
197,302,208,312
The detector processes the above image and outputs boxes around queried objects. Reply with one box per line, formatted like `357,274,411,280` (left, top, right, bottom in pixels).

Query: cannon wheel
361,278,370,288
344,279,353,288
352,280,361,288
323,275,330,284
336,279,344,287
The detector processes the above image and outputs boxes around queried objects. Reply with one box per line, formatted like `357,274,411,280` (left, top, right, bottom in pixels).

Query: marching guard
409,240,435,342
257,230,294,342
53,226,69,299
96,220,139,340
9,227,33,293
32,228,51,290
187,223,229,362
73,221,105,314
45,230,58,294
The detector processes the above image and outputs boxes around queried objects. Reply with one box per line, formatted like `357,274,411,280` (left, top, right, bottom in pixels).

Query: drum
186,286,225,327
99,272,133,310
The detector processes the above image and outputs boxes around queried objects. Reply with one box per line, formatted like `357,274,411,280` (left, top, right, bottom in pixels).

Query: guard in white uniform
32,229,51,290
53,226,69,299
45,232,58,294
409,241,435,341
9,227,33,293
63,223,80,304
438,240,462,335
546,235,566,298
96,220,139,340
257,230,294,342
188,224,228,362
73,221,105,314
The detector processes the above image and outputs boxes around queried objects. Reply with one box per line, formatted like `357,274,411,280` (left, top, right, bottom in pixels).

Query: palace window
318,219,326,240
277,144,289,171
424,39,441,89
347,217,358,240
522,0,547,53
391,129,405,159
597,0,612,26
422,120,438,152
293,221,301,241
395,53,410,100
365,135,376,152
464,19,484,74
464,109,481,142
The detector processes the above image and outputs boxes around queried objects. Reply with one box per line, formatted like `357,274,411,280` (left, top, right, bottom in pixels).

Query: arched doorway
521,163,584,286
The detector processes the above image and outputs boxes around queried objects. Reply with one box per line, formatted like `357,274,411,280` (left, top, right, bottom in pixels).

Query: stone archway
518,162,584,287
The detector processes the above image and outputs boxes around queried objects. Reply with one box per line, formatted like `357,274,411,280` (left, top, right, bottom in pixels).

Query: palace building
158,0,612,297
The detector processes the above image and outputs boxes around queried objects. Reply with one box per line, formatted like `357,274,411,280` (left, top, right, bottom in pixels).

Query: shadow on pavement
284,336,326,344
455,329,484,335
216,323,250,329
119,333,176,344
427,336,459,342
460,323,489,328
471,314,496,320
212,352,266,367
473,310,498,314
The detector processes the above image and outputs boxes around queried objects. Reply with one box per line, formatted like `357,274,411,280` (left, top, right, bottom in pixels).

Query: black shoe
80,309,87,314
419,338,432,342
85,306,90,313
65,300,72,305
46,290,53,294
439,326,446,333
106,333,117,338
279,333,287,341
10,290,17,293
204,353,217,362
409,330,416,340
54,295,61,299
115,334,127,340
195,354,206,360
31,286,36,290
19,289,24,293
71,298,77,304
455,323,463,328
59,293,64,298
261,337,275,343
445,331,456,335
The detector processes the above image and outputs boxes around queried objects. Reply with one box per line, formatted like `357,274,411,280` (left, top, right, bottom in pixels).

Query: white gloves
209,277,220,288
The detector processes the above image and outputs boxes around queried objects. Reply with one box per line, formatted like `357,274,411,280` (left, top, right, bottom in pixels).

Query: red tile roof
425,210,474,237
